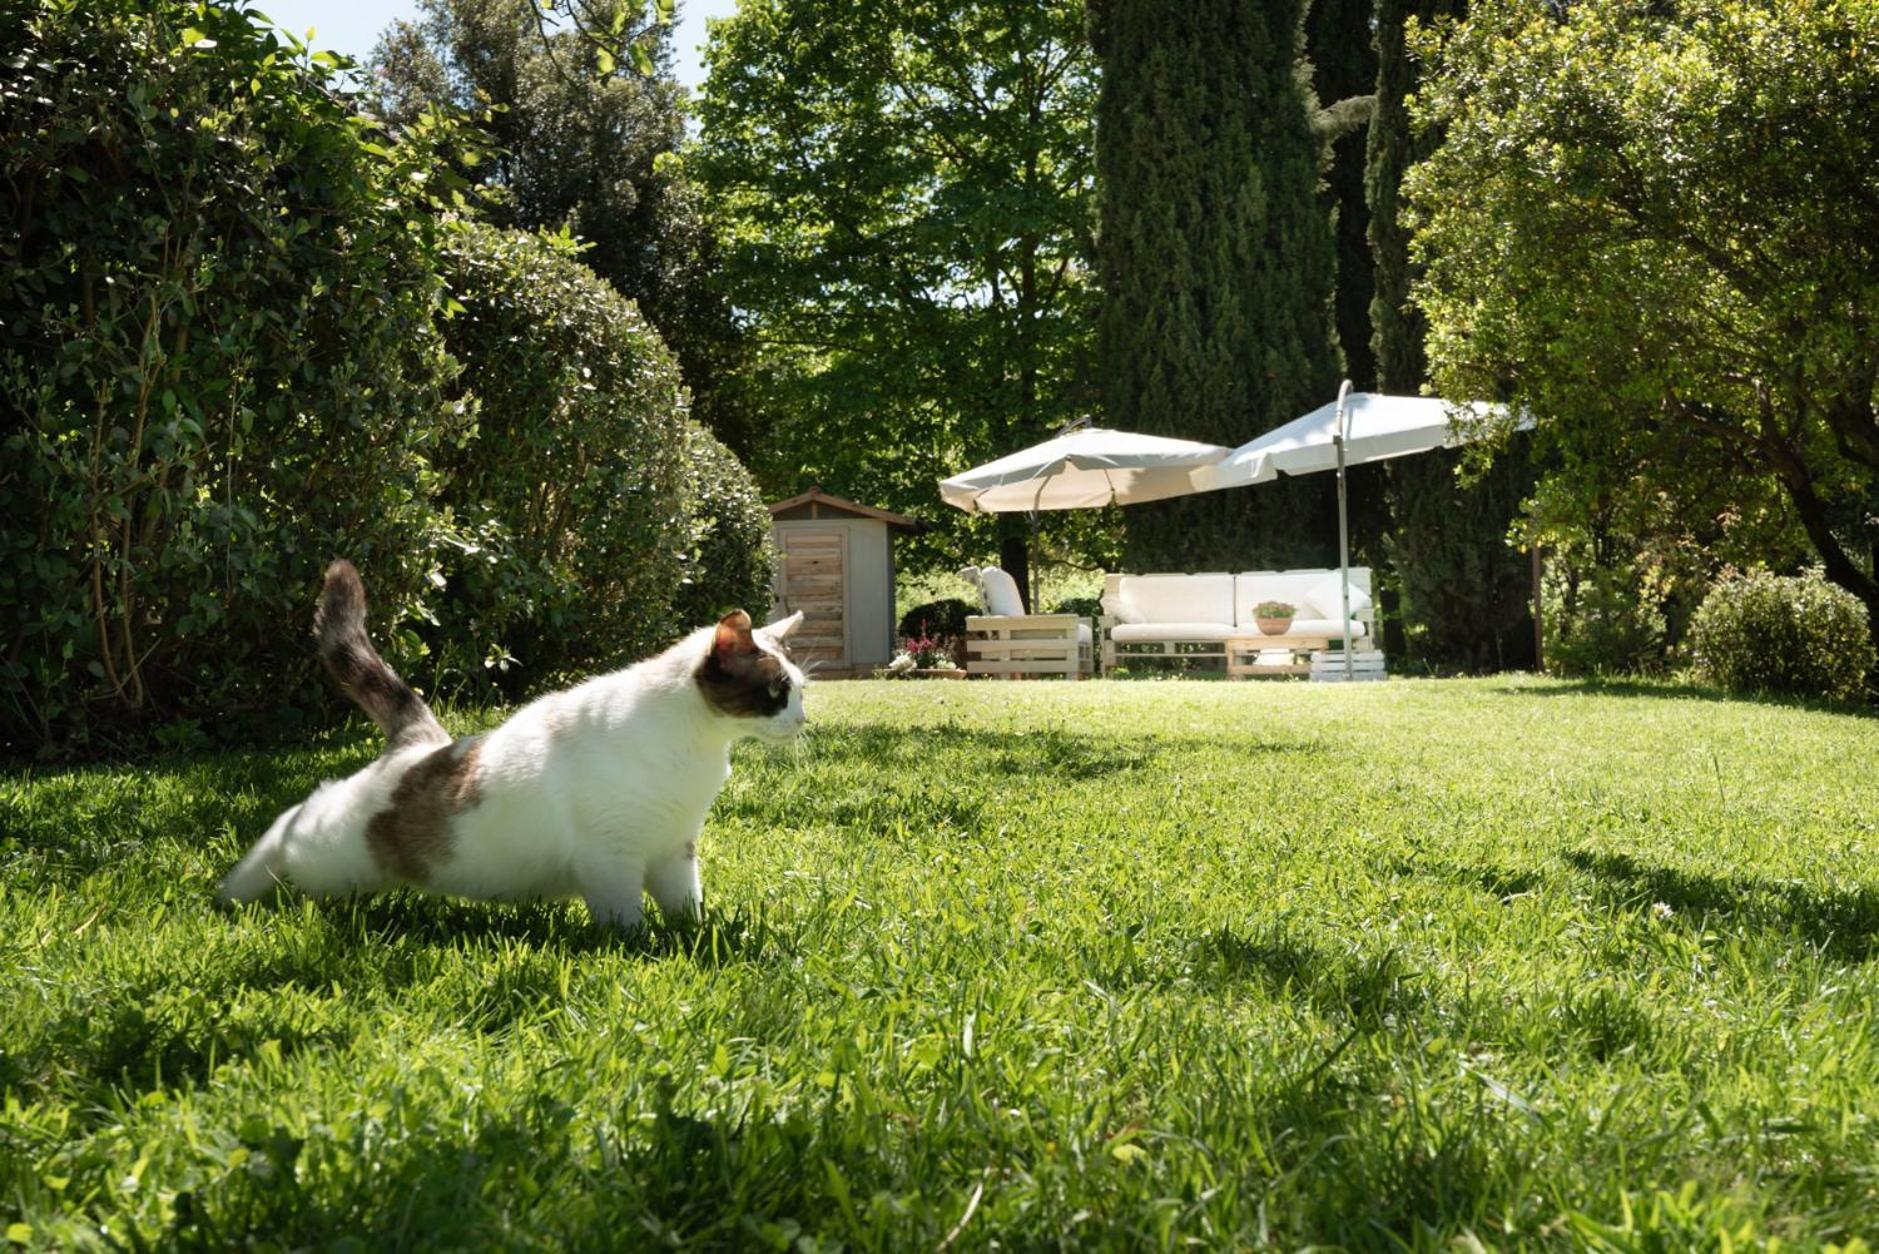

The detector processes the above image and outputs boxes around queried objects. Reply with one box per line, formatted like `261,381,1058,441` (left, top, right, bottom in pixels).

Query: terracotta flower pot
1255,616,1294,636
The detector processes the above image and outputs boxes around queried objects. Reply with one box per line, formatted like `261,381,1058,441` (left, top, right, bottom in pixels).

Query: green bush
898,599,977,640
426,222,694,699
670,422,776,630
1689,569,1875,703
1049,595,1106,622
0,0,463,754
1543,563,1665,678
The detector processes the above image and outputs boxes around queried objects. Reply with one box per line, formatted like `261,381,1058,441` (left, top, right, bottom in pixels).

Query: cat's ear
712,610,757,662
763,610,804,642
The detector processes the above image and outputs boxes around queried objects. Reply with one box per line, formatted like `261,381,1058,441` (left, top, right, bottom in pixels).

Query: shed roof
767,487,921,531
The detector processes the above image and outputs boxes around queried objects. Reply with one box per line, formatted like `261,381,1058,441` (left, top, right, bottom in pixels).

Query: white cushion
979,566,1026,616
1235,568,1372,627
1306,573,1371,620
1108,621,1237,643
1078,622,1093,646
1113,574,1234,626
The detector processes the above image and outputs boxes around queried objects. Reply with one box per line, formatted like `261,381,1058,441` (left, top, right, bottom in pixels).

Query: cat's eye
769,677,789,699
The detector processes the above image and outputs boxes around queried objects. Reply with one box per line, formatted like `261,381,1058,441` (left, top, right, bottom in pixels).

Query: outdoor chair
957,565,1091,679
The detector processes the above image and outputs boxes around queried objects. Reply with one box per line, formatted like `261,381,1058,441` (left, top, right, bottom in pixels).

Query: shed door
776,528,849,669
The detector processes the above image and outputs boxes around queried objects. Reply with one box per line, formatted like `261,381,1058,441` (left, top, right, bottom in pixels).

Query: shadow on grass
819,722,1326,779
1194,924,1426,1026
1564,849,1879,962
1492,676,1877,718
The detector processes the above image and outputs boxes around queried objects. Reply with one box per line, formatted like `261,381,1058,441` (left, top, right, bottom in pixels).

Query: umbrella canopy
939,427,1232,514
1190,393,1511,493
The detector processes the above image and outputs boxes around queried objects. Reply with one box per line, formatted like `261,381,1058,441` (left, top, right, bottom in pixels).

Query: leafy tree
689,0,1100,606
369,0,756,454
1411,0,1879,647
1091,0,1342,573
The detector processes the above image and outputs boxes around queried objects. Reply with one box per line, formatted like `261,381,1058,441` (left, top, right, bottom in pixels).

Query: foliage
1046,595,1104,623
1307,0,1379,391
1385,445,1537,673
367,0,756,455
689,0,1101,590
1410,0,1879,643
1091,0,1340,573
670,422,776,631
1254,601,1297,620
426,221,693,698
1542,561,1665,679
0,0,467,755
1690,569,1876,704
7,681,1879,1244
898,599,976,641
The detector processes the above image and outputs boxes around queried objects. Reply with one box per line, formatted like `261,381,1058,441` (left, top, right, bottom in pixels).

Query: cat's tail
219,808,293,903
314,560,448,753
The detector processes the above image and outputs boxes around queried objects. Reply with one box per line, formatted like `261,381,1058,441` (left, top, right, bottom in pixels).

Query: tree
1410,0,1879,647
1364,0,1535,671
690,0,1100,603
369,0,756,454
1091,0,1342,573
1308,0,1379,392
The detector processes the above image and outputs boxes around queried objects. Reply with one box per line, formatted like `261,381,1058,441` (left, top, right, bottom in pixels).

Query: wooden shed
769,488,920,675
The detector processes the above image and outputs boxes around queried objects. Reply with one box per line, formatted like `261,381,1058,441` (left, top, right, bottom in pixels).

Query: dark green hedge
0,0,461,754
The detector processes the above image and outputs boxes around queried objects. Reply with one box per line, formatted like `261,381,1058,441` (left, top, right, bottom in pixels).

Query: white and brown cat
219,560,807,929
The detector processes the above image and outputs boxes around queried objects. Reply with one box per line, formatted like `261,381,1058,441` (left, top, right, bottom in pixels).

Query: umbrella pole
1335,380,1353,681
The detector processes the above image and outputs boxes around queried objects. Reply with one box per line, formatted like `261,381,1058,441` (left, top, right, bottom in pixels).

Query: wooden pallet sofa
1098,569,1376,678
958,565,1092,679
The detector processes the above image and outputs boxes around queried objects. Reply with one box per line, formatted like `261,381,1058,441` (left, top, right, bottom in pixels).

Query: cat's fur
219,560,807,928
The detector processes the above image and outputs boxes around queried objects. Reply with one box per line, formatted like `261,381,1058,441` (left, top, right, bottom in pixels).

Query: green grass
4,677,1878,1249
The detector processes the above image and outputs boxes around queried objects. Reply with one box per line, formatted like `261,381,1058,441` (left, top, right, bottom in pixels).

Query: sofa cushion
1235,568,1372,627
1245,618,1368,640
979,566,1026,616
1113,574,1234,626
1108,621,1237,643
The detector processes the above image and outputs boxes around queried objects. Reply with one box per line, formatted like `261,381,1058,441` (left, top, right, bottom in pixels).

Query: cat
218,560,807,929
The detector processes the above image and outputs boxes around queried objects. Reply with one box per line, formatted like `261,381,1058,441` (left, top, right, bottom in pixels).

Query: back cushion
1236,569,1371,623
1117,574,1234,625
979,566,1026,616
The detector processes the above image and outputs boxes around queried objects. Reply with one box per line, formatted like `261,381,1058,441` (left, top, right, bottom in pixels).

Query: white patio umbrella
1192,385,1520,677
939,425,1232,514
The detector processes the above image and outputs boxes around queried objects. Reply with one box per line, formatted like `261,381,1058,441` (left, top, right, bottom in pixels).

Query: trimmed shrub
1543,564,1665,678
427,222,694,698
0,1,462,754
898,599,976,641
1689,569,1875,703
1049,595,1106,623
670,422,776,630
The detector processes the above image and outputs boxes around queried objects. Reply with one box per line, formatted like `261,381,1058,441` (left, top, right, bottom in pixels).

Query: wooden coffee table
1225,635,1315,678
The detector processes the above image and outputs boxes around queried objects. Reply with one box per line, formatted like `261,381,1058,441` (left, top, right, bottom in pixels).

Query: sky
251,0,740,91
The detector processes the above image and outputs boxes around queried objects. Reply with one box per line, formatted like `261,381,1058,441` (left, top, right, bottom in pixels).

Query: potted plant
1253,600,1296,635
898,630,963,677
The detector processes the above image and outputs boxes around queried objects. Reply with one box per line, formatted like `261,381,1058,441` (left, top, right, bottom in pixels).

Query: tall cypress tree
1368,0,1535,670
1308,0,1378,391
1093,0,1340,573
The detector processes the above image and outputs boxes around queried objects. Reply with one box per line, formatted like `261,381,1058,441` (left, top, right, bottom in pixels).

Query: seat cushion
1108,621,1237,643
1112,574,1234,626
1245,618,1368,640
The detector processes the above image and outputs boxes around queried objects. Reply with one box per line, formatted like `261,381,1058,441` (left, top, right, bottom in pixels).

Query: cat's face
697,610,809,741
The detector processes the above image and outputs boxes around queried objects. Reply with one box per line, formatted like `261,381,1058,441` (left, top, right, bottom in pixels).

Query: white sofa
958,565,1092,679
1100,569,1372,675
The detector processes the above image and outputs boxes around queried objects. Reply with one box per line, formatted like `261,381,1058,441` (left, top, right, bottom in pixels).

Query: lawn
3,677,1878,1249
